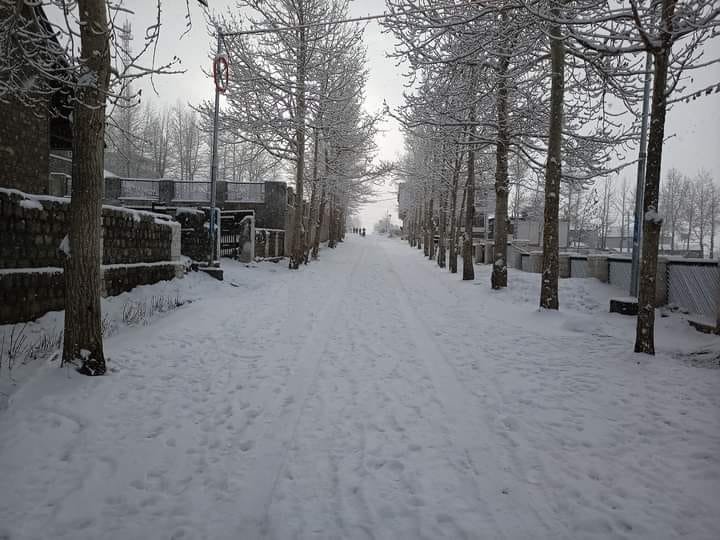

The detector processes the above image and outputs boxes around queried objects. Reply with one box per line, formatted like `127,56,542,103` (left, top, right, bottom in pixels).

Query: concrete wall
514,220,570,248
221,181,288,230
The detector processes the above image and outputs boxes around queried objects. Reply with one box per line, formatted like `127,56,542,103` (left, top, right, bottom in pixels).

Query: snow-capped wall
0,188,183,324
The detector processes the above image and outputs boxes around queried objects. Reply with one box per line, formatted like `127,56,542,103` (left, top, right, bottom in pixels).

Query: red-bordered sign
213,54,229,93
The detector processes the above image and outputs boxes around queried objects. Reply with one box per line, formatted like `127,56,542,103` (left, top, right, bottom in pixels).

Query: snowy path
1,236,719,540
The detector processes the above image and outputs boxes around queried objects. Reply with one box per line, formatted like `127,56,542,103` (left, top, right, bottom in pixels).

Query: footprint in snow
238,440,255,452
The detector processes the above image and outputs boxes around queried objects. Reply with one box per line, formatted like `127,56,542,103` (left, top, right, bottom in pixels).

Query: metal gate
220,210,255,262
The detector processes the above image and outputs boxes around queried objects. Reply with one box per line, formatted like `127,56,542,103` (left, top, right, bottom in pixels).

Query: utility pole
209,29,226,266
630,52,652,297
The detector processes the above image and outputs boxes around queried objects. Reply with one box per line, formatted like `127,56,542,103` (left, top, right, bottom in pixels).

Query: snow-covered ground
1,236,719,540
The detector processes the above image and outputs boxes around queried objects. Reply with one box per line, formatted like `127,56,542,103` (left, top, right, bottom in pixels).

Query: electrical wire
216,1,485,38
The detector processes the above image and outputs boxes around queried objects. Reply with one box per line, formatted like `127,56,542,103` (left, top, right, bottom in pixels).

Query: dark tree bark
635,0,677,354
438,184,447,268
448,152,462,274
416,204,423,250
491,54,511,290
328,194,337,248
63,0,112,375
427,196,435,260
312,186,326,259
289,15,307,270
304,127,321,263
463,127,476,281
539,10,565,309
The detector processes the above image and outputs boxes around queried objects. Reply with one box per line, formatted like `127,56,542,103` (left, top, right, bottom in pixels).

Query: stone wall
102,207,173,264
0,269,64,325
103,264,180,297
0,98,50,196
172,207,212,262
0,189,173,269
0,189,182,324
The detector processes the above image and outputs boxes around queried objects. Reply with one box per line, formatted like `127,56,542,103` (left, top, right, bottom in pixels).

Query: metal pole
209,30,222,266
630,51,653,297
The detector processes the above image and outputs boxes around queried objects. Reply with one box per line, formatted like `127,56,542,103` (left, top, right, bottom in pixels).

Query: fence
120,178,160,200
219,212,254,261
173,182,210,202
667,260,719,319
226,182,265,203
255,228,285,258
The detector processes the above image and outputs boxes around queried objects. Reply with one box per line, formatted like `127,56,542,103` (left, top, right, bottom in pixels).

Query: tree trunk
448,152,461,274
670,220,675,250
427,196,435,260
491,54,511,290
312,185,326,259
416,203,423,249
710,195,716,258
327,194,337,249
716,279,720,333
463,131,475,281
635,0,676,354
539,13,564,309
438,184,447,268
338,209,345,241
63,0,111,375
304,127,320,263
289,17,307,270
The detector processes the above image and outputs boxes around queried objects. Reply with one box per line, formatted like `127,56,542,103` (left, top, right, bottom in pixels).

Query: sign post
209,30,227,266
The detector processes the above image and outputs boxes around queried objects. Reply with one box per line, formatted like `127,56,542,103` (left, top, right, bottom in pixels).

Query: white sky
128,0,719,230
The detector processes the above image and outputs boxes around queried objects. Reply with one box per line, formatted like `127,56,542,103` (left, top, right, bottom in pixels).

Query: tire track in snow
226,242,369,538
380,243,557,539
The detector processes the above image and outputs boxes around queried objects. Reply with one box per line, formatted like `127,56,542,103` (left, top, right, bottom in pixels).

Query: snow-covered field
1,236,718,540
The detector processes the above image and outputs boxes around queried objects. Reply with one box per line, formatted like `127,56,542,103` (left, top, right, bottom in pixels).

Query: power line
668,81,720,105
216,1,484,38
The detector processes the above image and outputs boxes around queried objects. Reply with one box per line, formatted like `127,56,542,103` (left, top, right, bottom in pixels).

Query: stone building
0,3,73,195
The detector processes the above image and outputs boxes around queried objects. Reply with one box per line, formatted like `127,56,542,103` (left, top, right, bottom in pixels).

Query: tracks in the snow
381,245,557,539
231,244,369,537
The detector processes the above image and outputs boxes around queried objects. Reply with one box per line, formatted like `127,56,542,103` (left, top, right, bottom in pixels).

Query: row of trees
105,100,281,184
508,169,718,257
2,0,387,373
2,0,208,374
208,0,390,268
660,169,719,256
385,0,719,353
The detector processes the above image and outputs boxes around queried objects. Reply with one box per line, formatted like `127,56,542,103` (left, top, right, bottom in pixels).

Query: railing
226,182,265,203
120,178,160,200
173,182,210,202
667,260,719,318
255,228,285,258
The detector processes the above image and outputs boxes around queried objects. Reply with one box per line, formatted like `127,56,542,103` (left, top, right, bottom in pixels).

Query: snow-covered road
1,236,719,540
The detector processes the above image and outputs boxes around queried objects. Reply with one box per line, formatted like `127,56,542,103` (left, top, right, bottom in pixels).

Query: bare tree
0,1,202,373
209,0,366,269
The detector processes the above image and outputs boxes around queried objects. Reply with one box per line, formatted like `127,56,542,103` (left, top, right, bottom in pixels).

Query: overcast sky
127,0,719,230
